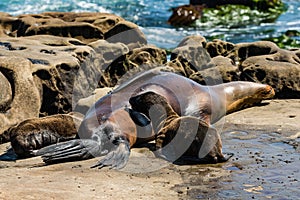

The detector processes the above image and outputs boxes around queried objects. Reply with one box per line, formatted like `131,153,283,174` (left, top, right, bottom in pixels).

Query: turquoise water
0,0,299,49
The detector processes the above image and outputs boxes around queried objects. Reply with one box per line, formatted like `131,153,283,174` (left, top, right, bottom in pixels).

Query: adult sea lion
36,67,275,169
37,108,153,169
129,91,228,163
0,112,83,160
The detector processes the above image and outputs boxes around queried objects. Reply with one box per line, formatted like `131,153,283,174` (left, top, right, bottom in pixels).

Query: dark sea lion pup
0,112,83,161
129,91,230,164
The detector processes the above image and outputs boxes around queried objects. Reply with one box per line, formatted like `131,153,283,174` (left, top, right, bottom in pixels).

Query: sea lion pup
129,91,228,163
0,112,83,160
36,67,275,169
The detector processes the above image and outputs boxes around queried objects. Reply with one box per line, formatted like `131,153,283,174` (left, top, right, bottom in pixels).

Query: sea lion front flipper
125,107,151,127
91,140,130,170
34,139,104,164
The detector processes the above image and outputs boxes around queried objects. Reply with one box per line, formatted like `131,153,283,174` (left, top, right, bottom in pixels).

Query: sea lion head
225,83,275,114
129,91,173,118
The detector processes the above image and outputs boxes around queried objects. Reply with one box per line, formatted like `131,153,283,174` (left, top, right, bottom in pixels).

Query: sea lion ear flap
124,107,151,127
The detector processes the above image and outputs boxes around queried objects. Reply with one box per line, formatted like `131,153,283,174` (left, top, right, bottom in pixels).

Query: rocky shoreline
0,12,299,135
0,11,299,199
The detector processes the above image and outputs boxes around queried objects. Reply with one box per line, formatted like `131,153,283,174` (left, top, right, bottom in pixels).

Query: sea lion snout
264,85,275,98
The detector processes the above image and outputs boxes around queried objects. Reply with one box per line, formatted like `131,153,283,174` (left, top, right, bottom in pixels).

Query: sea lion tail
33,139,104,164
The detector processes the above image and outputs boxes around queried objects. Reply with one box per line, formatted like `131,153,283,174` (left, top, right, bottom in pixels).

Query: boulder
172,36,300,98
74,87,113,115
169,35,211,76
0,56,40,134
240,50,300,98
0,12,147,47
190,56,240,85
98,44,167,87
205,39,235,58
0,71,12,111
0,35,97,116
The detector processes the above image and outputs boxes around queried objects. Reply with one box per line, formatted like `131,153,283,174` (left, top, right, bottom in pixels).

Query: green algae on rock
198,3,286,28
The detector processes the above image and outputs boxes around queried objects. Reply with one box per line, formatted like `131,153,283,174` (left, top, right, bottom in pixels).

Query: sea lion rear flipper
33,139,104,164
91,140,130,170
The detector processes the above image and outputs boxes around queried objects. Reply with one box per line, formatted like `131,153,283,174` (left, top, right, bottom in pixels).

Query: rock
190,56,240,85
105,20,147,49
190,0,283,10
177,35,207,48
74,87,113,115
169,35,212,77
205,39,235,58
171,36,300,98
235,41,300,98
0,71,12,111
0,35,97,116
0,56,40,135
240,50,300,98
88,39,130,88
235,41,279,62
126,45,167,68
0,12,147,47
98,44,167,87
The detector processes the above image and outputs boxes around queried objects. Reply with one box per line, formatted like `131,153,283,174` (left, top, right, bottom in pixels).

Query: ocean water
0,0,299,49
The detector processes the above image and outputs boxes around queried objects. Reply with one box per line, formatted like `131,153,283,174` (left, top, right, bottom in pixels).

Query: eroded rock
0,56,40,134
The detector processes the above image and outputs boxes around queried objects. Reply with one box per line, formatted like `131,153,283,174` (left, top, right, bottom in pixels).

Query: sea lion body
37,68,274,168
80,68,274,136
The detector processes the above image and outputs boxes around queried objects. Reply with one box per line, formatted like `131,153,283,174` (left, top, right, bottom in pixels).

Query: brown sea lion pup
36,68,275,169
129,91,229,164
0,112,83,160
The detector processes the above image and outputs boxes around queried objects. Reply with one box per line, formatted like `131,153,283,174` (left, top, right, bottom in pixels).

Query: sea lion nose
266,85,275,97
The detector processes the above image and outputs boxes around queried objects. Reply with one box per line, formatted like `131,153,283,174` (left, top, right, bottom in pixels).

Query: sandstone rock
89,39,129,88
105,20,147,49
235,41,279,61
169,35,212,76
0,71,12,111
206,39,235,58
98,44,167,87
0,56,40,135
0,12,147,47
190,56,240,85
177,35,207,48
240,51,300,98
74,87,113,115
126,45,167,68
0,35,97,116
171,36,300,98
